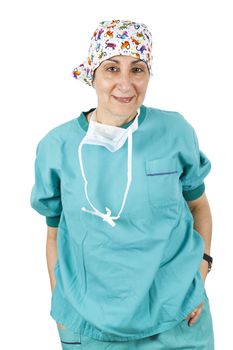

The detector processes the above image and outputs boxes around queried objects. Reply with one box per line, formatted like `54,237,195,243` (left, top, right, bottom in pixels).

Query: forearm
191,198,212,255
46,226,58,292
189,194,213,282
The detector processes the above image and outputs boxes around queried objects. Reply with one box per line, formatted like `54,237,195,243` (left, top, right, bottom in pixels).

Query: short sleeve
180,126,211,201
30,136,62,227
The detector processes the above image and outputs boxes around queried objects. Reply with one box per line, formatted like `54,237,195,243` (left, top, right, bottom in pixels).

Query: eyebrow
104,58,145,64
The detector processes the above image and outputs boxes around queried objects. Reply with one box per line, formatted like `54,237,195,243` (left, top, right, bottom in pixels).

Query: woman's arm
183,192,213,326
187,192,213,284
46,226,58,292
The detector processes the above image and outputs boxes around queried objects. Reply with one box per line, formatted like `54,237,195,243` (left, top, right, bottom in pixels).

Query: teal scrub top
30,105,211,342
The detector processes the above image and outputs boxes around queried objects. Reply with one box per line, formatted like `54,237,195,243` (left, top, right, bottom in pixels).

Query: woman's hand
184,301,204,326
183,260,208,326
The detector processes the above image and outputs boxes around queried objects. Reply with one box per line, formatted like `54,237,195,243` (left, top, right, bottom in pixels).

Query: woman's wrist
203,253,213,272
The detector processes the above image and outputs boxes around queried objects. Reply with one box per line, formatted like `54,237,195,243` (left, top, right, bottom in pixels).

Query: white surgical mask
78,109,140,227
81,109,139,152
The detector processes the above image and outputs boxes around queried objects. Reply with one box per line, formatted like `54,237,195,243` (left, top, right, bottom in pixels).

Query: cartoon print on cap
73,19,153,86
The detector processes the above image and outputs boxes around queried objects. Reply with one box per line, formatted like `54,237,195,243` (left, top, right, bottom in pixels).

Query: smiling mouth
113,96,135,103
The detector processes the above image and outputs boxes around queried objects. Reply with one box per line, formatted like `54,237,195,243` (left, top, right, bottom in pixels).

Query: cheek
135,80,149,95
95,88,112,104
95,79,114,95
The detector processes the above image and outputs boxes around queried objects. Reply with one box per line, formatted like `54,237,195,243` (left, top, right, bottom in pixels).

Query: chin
110,103,139,117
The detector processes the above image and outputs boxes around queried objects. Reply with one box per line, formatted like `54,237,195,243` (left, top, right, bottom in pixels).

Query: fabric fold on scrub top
30,105,211,342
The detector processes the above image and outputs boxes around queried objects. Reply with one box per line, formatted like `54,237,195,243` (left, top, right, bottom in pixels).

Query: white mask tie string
77,110,138,227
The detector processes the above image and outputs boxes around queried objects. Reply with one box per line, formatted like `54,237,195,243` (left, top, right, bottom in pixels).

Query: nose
116,71,132,93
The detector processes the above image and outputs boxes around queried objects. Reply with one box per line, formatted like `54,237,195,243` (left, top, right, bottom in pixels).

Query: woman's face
92,55,150,118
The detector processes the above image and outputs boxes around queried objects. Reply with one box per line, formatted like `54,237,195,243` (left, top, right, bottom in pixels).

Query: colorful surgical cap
73,19,153,87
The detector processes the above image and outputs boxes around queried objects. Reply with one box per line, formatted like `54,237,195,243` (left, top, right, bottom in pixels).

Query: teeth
116,97,132,102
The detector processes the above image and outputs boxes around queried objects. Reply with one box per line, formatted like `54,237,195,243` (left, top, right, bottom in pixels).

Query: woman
31,19,215,349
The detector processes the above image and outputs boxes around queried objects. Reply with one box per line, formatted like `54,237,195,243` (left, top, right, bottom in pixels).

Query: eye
132,67,144,73
106,66,118,72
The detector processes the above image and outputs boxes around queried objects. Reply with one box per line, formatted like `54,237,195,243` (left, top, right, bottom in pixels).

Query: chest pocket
145,157,180,207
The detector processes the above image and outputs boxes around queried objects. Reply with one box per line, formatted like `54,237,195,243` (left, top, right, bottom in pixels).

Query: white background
0,0,232,348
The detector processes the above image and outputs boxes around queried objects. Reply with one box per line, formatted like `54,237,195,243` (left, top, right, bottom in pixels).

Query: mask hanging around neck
77,108,140,227
82,109,139,152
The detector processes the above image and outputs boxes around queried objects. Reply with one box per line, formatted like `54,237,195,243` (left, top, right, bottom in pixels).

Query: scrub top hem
49,289,206,342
